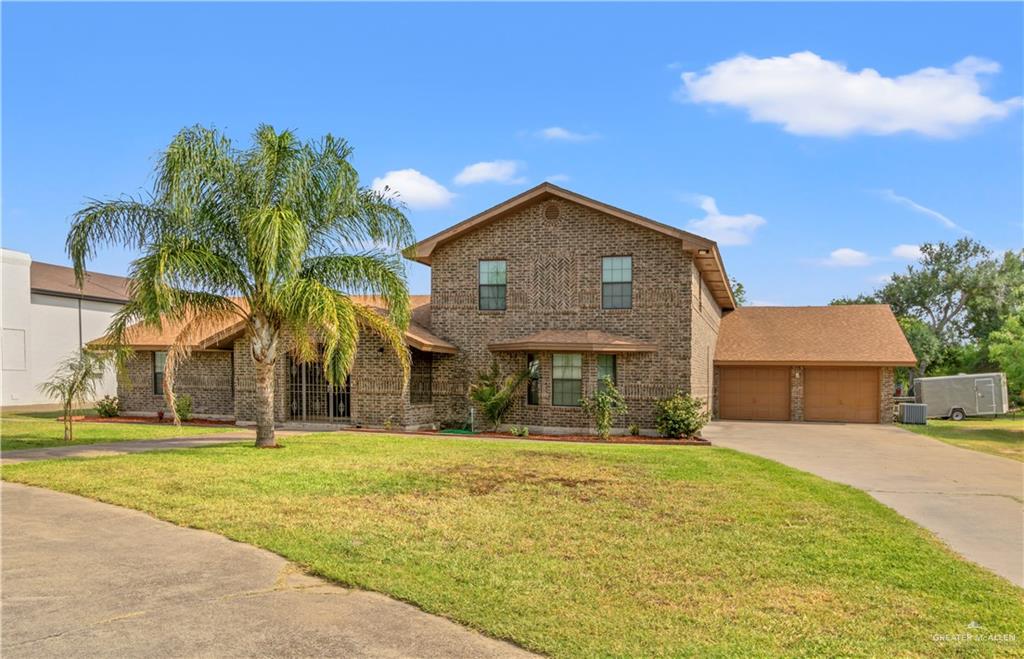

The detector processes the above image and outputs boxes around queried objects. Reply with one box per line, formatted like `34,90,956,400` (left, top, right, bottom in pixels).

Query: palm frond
66,199,167,286
300,252,410,330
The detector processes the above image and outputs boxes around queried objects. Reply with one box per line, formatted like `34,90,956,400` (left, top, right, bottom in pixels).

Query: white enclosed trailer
914,372,1010,420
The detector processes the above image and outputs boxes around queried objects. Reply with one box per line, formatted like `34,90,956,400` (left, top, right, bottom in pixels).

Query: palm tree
67,125,413,448
38,349,110,441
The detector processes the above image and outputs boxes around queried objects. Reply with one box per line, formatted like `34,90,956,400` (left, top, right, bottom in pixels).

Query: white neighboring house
1,248,130,410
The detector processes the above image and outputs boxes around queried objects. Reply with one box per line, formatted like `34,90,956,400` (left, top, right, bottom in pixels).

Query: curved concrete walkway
1,483,535,658
703,421,1024,587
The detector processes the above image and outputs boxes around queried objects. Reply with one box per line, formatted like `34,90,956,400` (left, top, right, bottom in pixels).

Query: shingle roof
407,182,736,310
89,295,456,354
488,329,656,353
715,305,917,366
30,261,131,303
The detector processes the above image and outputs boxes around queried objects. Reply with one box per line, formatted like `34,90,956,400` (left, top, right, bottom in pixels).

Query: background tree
832,239,1023,383
68,125,413,448
988,313,1024,405
38,349,109,441
729,277,747,306
897,317,941,383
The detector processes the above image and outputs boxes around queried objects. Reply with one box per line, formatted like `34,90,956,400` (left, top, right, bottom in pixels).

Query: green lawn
4,433,1022,656
0,410,236,451
900,416,1023,462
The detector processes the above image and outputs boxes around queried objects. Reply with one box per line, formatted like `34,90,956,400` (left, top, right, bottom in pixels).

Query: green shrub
469,361,536,431
508,424,529,437
580,376,628,440
628,423,640,437
654,391,710,439
96,395,120,418
174,394,193,422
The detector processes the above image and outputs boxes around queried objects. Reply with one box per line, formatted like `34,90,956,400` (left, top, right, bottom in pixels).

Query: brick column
790,366,804,421
880,367,895,424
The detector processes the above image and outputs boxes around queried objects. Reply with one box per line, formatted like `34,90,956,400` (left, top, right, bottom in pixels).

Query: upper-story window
479,260,507,310
602,256,632,309
153,351,167,395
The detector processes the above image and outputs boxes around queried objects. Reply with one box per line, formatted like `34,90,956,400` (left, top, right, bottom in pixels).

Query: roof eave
714,359,918,367
489,341,657,353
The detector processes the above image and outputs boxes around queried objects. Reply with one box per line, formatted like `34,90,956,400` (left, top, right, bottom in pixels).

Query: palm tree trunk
254,359,276,448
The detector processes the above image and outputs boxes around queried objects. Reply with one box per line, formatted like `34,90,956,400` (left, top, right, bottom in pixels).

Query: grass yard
4,433,1022,657
0,410,236,451
899,416,1023,462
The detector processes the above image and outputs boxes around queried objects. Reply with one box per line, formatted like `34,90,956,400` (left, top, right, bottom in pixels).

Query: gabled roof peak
407,183,735,309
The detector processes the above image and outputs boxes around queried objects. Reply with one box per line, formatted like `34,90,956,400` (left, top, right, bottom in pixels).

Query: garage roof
715,305,917,367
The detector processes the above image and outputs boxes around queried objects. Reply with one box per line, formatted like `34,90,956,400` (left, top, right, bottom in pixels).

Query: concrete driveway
703,421,1024,587
1,483,534,658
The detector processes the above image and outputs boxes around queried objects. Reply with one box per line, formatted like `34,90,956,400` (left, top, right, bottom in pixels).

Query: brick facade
790,366,805,421
111,189,899,430
118,350,234,418
232,331,452,429
428,197,707,432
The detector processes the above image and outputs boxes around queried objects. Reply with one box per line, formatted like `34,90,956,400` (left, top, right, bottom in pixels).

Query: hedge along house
98,183,915,429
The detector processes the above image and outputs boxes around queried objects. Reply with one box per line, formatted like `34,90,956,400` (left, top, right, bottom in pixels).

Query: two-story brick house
102,183,916,430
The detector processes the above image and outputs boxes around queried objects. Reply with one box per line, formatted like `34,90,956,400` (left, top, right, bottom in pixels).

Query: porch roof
488,329,656,354
87,296,458,355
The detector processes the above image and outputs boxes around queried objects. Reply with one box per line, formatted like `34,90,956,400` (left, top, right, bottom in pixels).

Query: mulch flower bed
471,431,710,446
59,416,236,427
341,426,710,446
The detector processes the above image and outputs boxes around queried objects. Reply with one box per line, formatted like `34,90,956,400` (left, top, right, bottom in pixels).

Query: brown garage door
718,366,791,421
804,367,879,423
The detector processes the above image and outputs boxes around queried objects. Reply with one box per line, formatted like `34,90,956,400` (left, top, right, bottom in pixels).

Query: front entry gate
286,356,351,422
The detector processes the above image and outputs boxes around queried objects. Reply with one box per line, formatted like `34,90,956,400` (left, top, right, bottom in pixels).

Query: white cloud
750,300,780,307
371,169,454,210
686,195,766,246
891,244,923,260
679,51,1021,137
546,174,571,183
879,189,968,232
821,247,874,267
454,160,526,186
870,273,894,285
537,126,600,142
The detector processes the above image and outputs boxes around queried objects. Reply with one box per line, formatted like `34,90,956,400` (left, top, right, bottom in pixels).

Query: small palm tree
38,349,109,441
67,125,413,447
468,360,536,431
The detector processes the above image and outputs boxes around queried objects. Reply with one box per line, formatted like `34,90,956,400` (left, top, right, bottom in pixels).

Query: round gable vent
544,203,561,220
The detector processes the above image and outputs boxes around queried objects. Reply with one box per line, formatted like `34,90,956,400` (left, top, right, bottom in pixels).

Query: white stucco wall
1,249,34,405
1,248,123,408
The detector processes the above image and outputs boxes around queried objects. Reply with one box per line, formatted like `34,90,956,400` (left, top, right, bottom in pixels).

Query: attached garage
713,305,917,424
804,367,879,423
718,366,790,421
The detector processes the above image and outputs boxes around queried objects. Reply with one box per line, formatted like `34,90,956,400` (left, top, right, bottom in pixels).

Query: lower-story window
410,349,433,404
552,353,582,406
597,354,617,391
153,351,167,395
526,353,540,405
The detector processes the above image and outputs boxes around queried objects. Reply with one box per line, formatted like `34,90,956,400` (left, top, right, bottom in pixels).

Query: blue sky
3,2,1021,304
